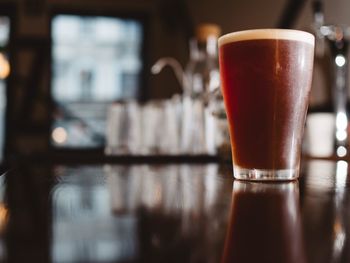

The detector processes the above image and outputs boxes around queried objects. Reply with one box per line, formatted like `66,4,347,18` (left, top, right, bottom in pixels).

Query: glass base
233,166,299,181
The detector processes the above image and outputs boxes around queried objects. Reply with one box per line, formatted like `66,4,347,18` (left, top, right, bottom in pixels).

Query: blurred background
0,0,348,162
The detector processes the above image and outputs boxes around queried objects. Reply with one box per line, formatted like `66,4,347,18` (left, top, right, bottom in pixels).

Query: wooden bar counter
1,158,349,263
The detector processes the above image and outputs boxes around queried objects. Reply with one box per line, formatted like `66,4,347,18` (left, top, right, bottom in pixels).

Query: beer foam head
218,29,315,47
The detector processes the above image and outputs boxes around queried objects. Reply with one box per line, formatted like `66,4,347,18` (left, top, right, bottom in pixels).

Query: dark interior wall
188,0,286,33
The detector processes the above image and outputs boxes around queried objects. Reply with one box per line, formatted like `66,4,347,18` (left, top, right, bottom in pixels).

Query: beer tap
313,0,350,157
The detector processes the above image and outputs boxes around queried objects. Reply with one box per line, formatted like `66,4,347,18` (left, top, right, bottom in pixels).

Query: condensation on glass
51,15,143,148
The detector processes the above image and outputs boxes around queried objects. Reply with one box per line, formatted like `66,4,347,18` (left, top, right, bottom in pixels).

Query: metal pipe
331,39,349,156
313,1,350,157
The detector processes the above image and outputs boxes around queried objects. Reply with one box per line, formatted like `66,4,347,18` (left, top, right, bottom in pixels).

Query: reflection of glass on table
222,181,305,263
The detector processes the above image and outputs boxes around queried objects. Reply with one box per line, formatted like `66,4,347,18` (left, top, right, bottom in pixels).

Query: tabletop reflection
222,181,306,263
4,160,350,263
304,160,350,263
51,164,232,263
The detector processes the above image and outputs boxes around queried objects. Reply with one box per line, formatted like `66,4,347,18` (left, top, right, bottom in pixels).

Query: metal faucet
151,56,220,101
151,57,190,95
313,1,350,157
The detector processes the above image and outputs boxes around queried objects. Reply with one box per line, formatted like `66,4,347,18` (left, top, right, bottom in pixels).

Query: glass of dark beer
219,29,315,180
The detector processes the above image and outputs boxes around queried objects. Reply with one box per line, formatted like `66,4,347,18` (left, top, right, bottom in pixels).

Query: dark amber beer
219,29,314,180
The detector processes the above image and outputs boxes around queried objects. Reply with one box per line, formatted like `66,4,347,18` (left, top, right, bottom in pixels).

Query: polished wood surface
1,159,350,262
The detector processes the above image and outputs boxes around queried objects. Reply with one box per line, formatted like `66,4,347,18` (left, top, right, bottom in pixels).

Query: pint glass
219,29,315,180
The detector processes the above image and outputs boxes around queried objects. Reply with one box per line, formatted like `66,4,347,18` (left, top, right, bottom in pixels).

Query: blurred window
0,16,10,161
51,15,144,148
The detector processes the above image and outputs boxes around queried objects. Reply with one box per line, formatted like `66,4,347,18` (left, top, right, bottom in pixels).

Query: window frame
0,3,16,165
49,8,149,155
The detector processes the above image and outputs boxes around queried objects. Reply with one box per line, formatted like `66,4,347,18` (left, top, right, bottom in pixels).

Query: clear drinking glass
140,98,181,155
105,101,141,155
219,29,315,180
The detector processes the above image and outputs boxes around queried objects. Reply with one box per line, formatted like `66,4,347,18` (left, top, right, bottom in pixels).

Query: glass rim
218,28,315,47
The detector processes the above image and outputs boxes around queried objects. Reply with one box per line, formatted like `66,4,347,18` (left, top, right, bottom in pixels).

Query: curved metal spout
151,57,189,93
